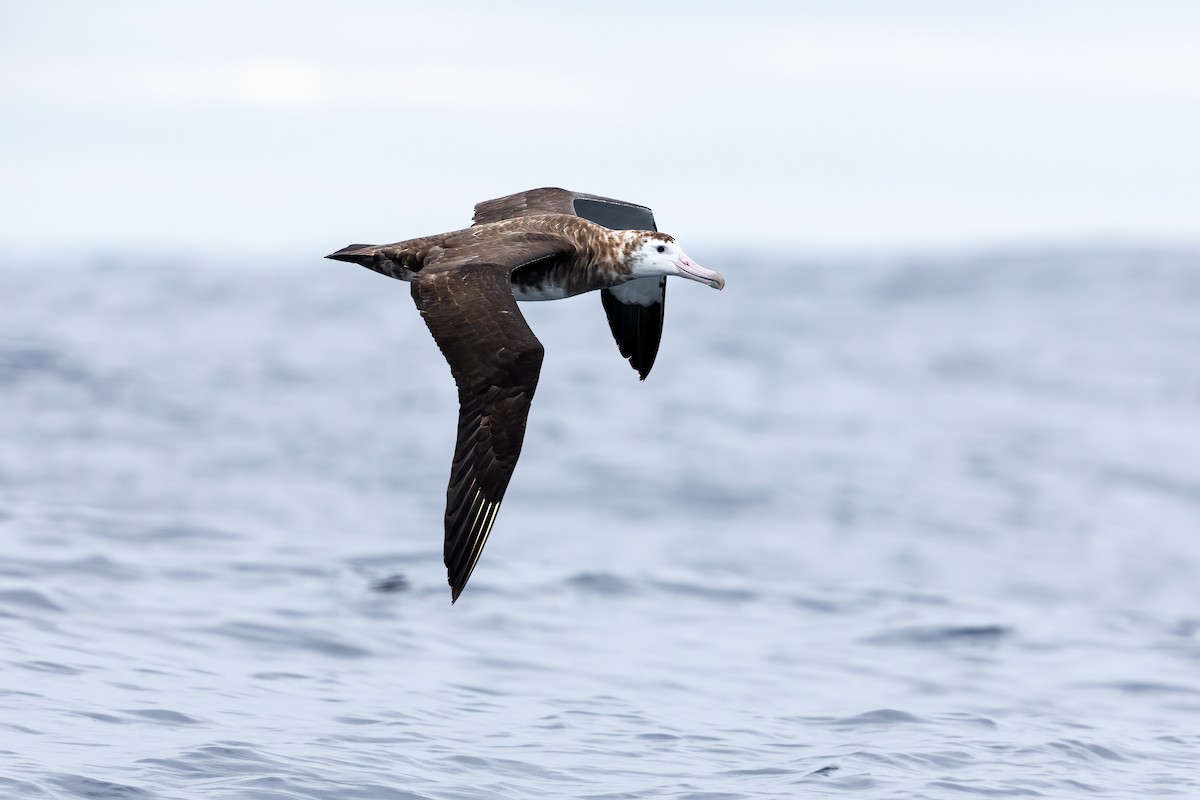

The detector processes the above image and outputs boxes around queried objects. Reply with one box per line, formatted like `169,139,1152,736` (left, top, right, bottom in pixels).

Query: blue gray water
2,248,1199,798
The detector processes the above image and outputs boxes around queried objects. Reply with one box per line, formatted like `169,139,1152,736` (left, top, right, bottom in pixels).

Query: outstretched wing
600,277,667,380
473,187,668,378
411,255,551,602
472,187,658,230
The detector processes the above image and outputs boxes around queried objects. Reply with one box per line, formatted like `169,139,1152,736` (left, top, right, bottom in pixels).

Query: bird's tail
325,243,379,266
325,241,426,282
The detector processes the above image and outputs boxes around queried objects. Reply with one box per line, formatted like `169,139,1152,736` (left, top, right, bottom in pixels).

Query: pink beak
675,251,725,290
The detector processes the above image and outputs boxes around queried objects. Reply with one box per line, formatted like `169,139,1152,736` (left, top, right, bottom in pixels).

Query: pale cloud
12,60,327,108
13,57,614,116
743,30,1200,97
232,60,332,108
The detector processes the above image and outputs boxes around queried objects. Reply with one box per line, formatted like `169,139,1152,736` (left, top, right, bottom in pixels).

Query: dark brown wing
601,278,667,380
412,244,571,602
471,188,579,226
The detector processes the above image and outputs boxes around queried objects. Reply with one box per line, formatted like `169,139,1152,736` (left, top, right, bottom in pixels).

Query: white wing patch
608,277,664,307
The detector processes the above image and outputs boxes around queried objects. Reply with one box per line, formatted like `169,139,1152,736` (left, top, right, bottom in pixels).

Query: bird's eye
656,245,666,253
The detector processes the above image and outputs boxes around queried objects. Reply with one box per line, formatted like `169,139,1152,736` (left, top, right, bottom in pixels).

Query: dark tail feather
325,244,378,266
326,243,417,282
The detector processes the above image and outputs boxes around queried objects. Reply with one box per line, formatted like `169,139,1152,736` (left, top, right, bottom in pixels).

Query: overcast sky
3,1,1199,258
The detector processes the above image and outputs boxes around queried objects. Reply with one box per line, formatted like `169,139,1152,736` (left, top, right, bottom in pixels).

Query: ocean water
2,247,1199,798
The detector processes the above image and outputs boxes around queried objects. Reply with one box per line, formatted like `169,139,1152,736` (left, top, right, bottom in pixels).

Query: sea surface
2,247,1199,798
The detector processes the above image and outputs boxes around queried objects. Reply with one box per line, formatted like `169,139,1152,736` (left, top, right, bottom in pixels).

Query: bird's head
626,232,725,290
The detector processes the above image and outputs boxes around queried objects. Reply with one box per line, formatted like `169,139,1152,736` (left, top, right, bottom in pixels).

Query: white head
625,232,725,290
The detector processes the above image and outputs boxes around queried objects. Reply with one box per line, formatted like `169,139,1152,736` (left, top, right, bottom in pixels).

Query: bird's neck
545,219,629,271
508,216,634,274
595,229,639,268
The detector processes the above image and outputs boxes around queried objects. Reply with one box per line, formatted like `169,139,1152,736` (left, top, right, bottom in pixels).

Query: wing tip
445,496,504,605
446,562,473,604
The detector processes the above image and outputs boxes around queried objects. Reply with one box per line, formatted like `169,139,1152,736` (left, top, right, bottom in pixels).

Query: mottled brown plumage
471,188,669,377
327,188,724,602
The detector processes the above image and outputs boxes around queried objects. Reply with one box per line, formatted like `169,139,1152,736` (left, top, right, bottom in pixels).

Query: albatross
327,187,725,602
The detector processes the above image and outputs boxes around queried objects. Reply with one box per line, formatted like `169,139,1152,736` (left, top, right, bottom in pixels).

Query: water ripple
199,622,373,659
865,624,1012,646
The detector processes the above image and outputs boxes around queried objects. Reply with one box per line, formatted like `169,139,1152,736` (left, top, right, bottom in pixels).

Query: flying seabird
327,187,725,602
